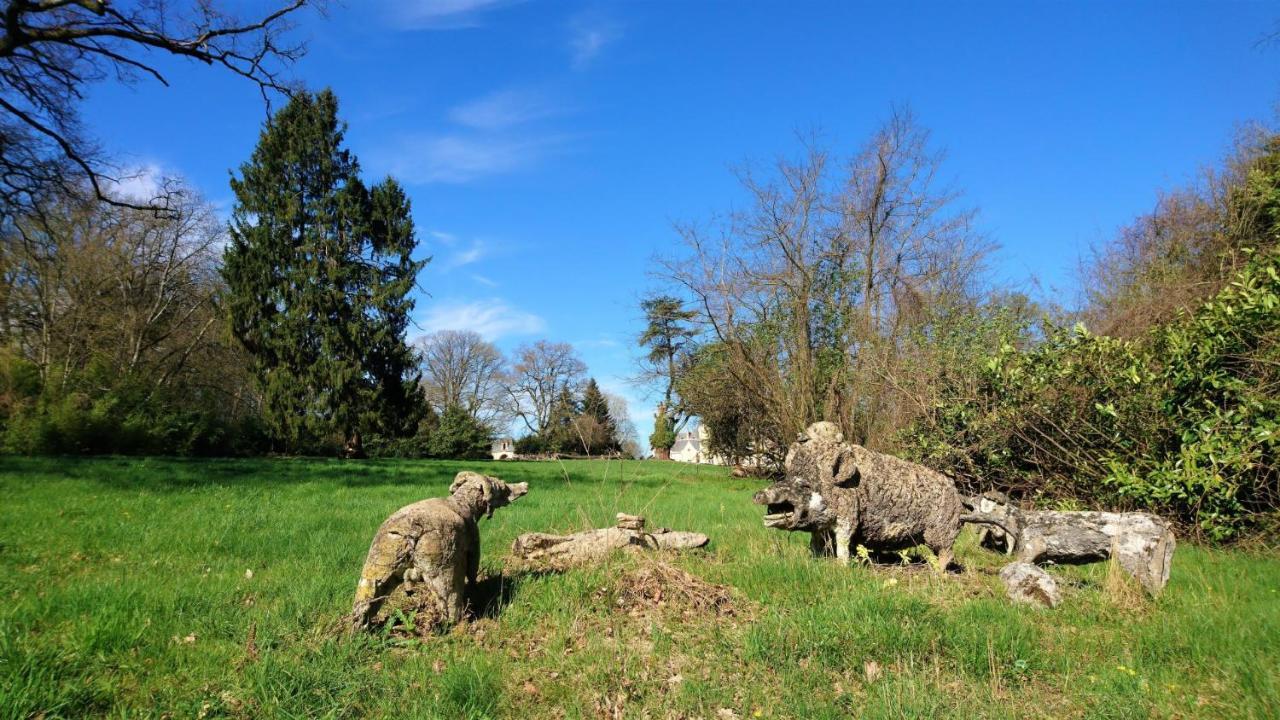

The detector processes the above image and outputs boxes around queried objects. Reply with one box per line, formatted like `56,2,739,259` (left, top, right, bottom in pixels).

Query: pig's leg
835,519,854,566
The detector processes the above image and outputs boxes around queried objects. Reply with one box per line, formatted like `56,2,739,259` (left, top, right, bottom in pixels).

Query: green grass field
1,457,1277,719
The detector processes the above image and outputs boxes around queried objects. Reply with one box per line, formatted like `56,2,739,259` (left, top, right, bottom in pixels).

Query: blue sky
85,0,1279,440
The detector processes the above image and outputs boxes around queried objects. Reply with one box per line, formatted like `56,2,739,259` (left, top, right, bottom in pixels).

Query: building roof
670,430,701,454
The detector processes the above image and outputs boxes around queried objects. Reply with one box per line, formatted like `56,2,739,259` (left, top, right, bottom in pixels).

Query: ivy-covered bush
904,249,1280,540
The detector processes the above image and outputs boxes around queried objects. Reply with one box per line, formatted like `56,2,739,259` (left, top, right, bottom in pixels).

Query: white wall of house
490,438,515,460
667,425,729,465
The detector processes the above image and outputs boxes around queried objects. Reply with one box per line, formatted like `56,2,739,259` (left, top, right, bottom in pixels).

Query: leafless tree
604,391,639,456
415,329,508,426
1080,124,1278,336
503,340,586,436
0,0,310,216
660,108,990,452
0,181,253,409
569,414,608,457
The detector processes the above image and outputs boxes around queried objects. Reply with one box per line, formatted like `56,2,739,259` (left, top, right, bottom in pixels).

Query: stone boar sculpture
350,471,528,631
753,421,963,571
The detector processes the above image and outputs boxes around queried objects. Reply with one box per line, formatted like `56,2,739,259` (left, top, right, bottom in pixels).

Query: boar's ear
832,448,859,488
482,480,496,517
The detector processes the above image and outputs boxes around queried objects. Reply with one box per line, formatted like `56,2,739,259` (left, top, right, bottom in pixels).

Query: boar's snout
753,486,781,505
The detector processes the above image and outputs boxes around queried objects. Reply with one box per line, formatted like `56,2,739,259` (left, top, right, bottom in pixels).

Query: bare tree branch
0,0,311,217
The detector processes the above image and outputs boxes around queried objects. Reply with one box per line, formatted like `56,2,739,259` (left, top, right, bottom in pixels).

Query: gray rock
971,490,1016,554
999,562,1061,608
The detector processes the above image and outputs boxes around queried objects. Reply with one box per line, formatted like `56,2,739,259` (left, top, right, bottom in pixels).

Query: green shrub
0,384,269,457
649,414,676,454
514,434,546,455
425,406,492,460
904,250,1280,540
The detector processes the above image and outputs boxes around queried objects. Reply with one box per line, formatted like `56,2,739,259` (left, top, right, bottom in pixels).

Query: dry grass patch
597,557,747,621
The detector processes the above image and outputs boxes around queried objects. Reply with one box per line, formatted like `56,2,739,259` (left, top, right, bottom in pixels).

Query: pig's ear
832,448,859,488
482,480,496,517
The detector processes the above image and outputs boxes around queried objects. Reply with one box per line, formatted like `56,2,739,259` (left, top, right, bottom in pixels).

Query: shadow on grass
468,568,562,620
0,455,617,491
0,455,698,494
811,546,967,574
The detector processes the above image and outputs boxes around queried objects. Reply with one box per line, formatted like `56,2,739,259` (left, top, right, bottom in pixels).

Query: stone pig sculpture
753,421,963,571
350,471,528,631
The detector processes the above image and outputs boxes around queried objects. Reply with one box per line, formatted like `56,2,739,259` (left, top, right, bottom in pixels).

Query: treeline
645,111,1279,540
0,189,262,455
0,1,641,461
402,333,637,459
0,89,634,460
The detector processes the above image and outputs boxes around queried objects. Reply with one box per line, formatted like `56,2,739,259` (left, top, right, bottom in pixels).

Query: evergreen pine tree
544,386,580,453
581,378,620,452
639,295,697,456
222,89,426,455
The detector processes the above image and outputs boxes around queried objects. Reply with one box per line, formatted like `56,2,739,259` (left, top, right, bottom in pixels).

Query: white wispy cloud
575,337,621,349
444,239,487,268
384,133,565,184
569,12,621,69
428,230,492,269
429,230,459,246
471,273,498,288
417,298,545,341
108,163,167,201
391,0,520,30
372,85,571,185
449,88,560,130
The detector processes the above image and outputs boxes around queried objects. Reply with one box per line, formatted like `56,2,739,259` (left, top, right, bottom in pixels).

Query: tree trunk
343,430,365,459
964,508,1175,594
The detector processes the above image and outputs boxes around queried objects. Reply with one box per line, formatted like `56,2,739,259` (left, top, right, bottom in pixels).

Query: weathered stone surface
350,472,528,632
511,513,709,568
999,561,1061,608
963,497,1176,594
615,513,646,531
971,490,1016,554
753,421,963,571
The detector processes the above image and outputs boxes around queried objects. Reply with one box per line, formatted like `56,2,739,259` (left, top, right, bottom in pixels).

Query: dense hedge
904,249,1280,540
0,360,269,457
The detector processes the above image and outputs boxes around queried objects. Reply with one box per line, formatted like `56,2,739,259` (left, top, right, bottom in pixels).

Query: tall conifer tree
581,378,620,452
544,386,580,453
222,89,425,454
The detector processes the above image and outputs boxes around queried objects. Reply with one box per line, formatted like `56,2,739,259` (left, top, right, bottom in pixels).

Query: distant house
490,437,515,460
663,417,769,468
668,425,727,465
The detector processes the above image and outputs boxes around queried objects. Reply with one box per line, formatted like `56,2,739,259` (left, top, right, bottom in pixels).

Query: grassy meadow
1,457,1277,719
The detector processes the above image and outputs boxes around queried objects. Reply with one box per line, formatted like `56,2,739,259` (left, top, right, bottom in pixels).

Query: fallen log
511,513,709,568
963,501,1175,594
